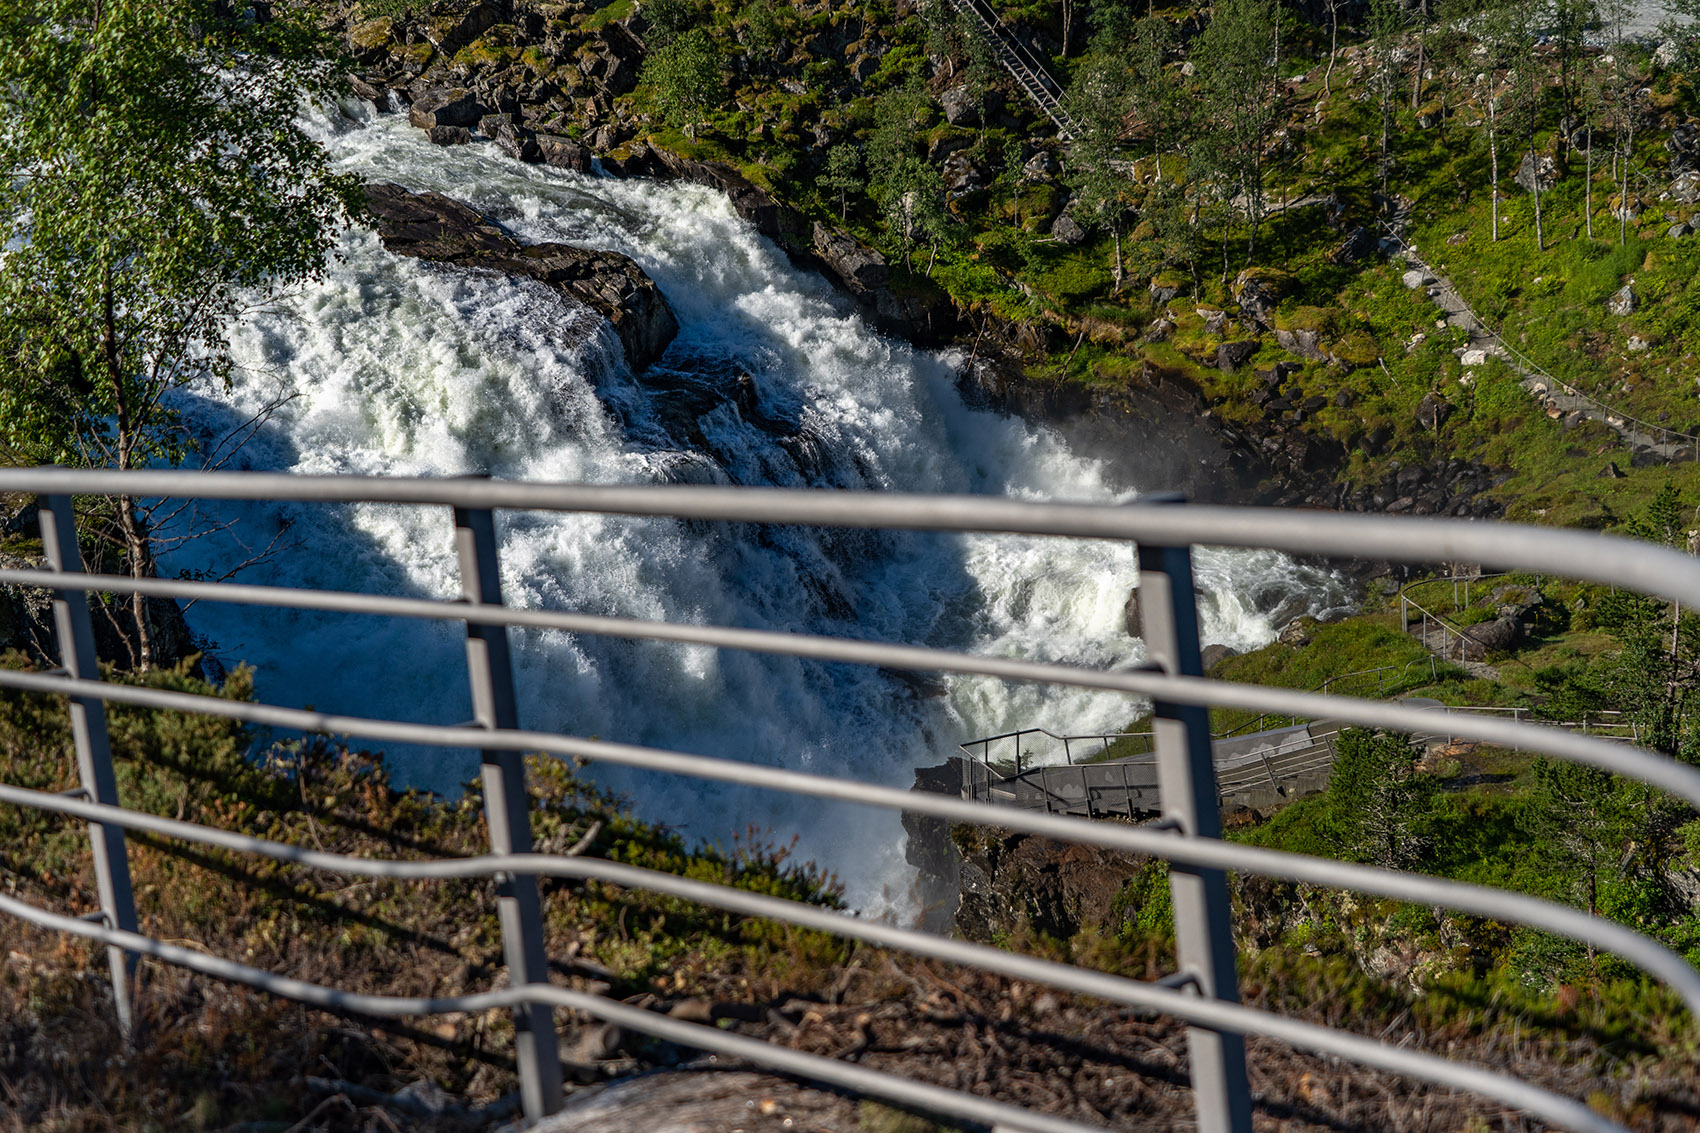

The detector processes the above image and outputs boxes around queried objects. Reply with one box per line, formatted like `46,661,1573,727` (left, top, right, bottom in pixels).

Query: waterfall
159,103,1347,915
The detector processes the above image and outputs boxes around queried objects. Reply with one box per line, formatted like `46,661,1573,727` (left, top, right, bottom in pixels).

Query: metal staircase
942,0,1082,142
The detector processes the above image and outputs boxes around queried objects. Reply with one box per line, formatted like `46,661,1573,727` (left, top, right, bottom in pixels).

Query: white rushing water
160,102,1348,916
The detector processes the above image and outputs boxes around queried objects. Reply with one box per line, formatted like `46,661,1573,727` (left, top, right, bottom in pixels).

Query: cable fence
1,468,1698,1133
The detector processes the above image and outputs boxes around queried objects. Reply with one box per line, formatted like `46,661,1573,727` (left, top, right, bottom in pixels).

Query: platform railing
2,469,1699,1133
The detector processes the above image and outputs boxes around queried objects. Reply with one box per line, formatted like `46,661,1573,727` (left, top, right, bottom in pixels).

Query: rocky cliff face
953,824,1151,945
365,181,679,370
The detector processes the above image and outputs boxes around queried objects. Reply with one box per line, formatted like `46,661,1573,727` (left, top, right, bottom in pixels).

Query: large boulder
536,133,593,172
942,151,987,197
1416,391,1454,431
1607,283,1636,317
1669,122,1700,175
1275,327,1326,361
408,86,487,130
1048,212,1086,244
810,222,889,292
1217,339,1260,372
365,183,678,370
940,85,980,126
1514,152,1558,193
1232,266,1293,328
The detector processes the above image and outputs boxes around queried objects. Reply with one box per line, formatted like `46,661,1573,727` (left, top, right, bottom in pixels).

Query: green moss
580,0,636,31
1274,304,1342,335
347,16,393,51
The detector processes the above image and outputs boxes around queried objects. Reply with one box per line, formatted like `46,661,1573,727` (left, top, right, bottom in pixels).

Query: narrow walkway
1382,217,1696,462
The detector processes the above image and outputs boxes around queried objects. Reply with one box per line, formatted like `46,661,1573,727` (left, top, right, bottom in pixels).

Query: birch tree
0,0,361,669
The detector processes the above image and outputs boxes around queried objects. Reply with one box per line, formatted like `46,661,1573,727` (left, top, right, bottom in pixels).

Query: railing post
453,505,564,1121
39,494,139,1038
1137,537,1253,1133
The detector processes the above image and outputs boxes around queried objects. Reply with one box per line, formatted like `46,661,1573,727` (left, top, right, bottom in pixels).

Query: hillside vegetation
318,0,1700,522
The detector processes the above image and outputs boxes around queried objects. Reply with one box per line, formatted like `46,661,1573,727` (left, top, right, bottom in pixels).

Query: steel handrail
3,470,1700,607
3,664,1697,1008
2,471,1698,1132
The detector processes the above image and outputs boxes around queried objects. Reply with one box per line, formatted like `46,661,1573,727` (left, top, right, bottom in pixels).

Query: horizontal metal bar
3,684,1698,1025
2,470,1696,608
0,891,1104,1133
1,636,1690,816
0,575,1689,807
0,829,1631,1133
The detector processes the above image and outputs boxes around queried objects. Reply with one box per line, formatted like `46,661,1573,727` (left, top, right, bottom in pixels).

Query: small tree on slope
0,0,362,668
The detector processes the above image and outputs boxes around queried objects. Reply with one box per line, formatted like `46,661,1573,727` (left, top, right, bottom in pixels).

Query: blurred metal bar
453,505,562,1119
0,877,1630,1133
1138,537,1251,1133
0,470,1696,611
38,494,138,1038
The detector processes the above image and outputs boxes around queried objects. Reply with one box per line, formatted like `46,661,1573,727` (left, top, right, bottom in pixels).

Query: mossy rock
519,46,557,75
1331,331,1382,367
456,38,522,69
1274,304,1342,335
348,16,394,52
389,41,436,68
581,0,636,28
1234,265,1295,295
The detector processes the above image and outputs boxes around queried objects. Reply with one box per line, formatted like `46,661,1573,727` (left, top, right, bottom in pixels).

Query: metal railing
1214,656,1444,739
1401,591,1483,663
2,469,1700,1133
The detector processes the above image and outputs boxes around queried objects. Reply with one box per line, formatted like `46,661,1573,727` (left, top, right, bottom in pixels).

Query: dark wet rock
810,222,889,292
408,85,487,130
1416,391,1454,431
365,182,678,370
536,133,593,172
1217,339,1260,372
425,124,473,146
1200,642,1240,670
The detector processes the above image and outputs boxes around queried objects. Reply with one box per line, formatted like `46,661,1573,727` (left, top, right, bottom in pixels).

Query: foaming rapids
160,103,1348,917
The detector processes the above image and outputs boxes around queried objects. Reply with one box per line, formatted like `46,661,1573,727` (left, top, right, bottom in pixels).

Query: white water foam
160,103,1347,916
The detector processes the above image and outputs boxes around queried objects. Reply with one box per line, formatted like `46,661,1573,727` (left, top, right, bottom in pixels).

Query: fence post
39,494,139,1038
1138,538,1253,1133
453,505,564,1121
